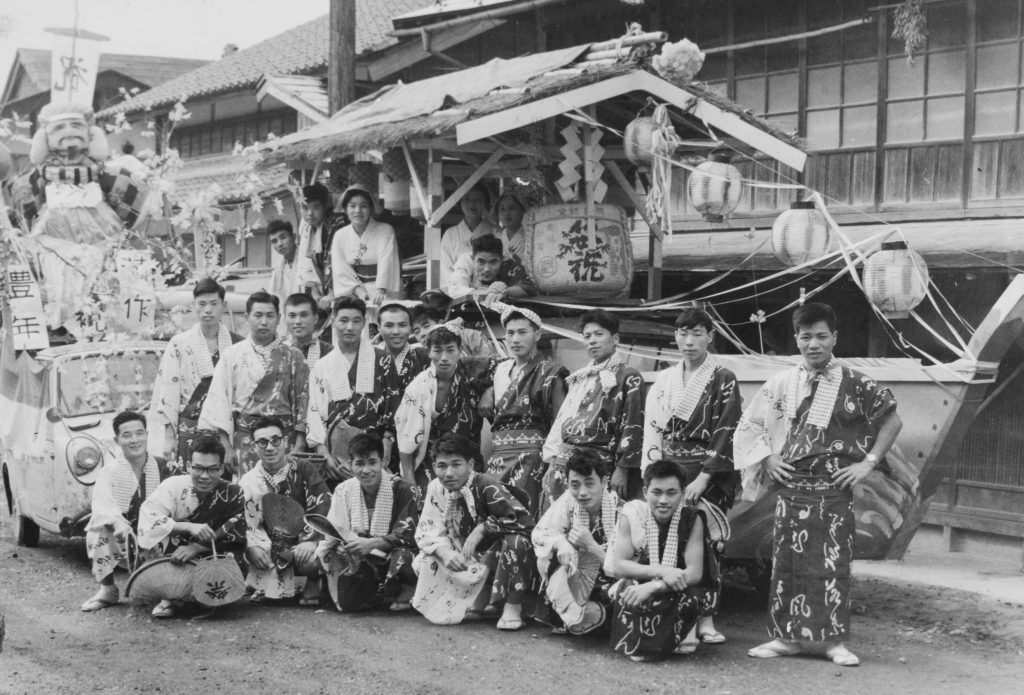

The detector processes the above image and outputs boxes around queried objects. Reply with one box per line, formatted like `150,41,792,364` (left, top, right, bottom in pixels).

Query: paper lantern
862,241,929,319
687,153,743,223
623,116,659,165
771,200,831,266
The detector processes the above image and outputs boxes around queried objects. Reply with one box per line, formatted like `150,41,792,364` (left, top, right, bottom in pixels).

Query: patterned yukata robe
239,457,331,599
531,489,622,629
446,251,538,300
297,212,347,298
148,324,242,471
85,454,168,581
289,339,334,369
383,344,430,471
316,475,419,611
307,346,398,487
137,476,247,558
541,355,645,507
734,360,897,643
487,354,568,518
413,473,534,617
394,360,497,497
197,339,310,477
606,501,705,658
643,359,742,617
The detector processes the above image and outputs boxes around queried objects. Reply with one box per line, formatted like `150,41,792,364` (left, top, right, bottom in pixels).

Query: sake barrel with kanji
523,204,633,298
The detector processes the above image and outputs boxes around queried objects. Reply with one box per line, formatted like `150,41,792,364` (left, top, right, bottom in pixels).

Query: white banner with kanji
48,28,107,106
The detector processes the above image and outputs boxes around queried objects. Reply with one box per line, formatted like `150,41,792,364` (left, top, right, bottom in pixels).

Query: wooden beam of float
427,147,506,227
607,160,663,301
455,71,807,172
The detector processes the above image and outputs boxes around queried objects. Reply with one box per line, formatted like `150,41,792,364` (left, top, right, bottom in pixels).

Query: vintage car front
1,341,164,545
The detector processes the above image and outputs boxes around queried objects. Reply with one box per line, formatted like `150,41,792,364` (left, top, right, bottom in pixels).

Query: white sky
0,0,329,86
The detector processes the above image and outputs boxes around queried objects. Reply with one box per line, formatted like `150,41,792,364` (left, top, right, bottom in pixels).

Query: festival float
258,28,1024,587
0,103,173,545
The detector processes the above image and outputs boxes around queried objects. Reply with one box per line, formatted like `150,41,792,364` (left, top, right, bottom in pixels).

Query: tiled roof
256,74,329,123
100,0,432,117
165,152,291,204
9,47,208,94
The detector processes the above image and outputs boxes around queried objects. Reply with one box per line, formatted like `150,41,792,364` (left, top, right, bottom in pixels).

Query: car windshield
56,350,161,417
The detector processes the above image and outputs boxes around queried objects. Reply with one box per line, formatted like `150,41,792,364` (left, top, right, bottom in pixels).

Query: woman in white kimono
330,187,401,305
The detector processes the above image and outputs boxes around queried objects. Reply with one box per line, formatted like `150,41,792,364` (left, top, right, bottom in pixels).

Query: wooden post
425,149,444,289
648,220,663,301
329,0,356,115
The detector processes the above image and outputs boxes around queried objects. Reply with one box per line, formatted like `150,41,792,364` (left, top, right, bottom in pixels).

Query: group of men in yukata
80,225,899,664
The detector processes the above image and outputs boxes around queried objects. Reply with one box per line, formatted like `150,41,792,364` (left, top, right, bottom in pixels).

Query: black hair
471,234,504,258
378,303,412,323
565,448,608,479
122,142,135,155
302,183,330,207
250,416,286,438
285,292,316,313
267,218,294,236
190,433,226,465
792,302,837,333
333,295,367,317
349,432,385,460
642,460,687,489
580,308,619,335
426,326,462,350
193,277,226,300
246,290,279,315
432,433,477,462
112,410,146,437
674,308,715,333
462,182,491,209
412,305,445,325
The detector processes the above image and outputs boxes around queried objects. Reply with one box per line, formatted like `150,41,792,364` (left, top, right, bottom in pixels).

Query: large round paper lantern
862,241,929,319
687,153,743,223
771,200,831,266
623,116,659,165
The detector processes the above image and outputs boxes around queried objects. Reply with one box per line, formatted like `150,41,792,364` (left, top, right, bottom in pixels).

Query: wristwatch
864,453,879,467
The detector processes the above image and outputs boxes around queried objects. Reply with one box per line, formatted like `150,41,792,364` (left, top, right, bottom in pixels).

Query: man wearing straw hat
307,296,399,487
81,411,170,612
412,433,534,630
642,307,742,646
239,416,331,604
735,302,902,667
485,302,567,518
137,434,247,619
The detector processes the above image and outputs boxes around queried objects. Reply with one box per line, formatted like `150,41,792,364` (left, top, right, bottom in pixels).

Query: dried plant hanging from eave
892,0,927,66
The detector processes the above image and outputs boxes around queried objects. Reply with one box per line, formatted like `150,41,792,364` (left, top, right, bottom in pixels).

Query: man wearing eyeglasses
199,291,311,477
137,434,247,619
238,416,331,603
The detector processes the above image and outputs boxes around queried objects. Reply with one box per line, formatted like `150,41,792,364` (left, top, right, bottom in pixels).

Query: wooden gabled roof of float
260,39,808,172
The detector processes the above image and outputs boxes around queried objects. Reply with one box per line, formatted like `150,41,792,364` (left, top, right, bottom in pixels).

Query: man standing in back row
736,302,902,667
199,291,310,476
643,307,742,645
149,278,243,469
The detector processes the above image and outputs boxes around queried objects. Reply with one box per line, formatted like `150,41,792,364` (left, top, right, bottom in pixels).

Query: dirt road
1,514,1022,695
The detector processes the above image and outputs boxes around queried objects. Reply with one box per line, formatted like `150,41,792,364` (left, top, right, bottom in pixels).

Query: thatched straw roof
260,43,805,167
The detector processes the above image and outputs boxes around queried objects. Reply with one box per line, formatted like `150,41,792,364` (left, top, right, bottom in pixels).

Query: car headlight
66,437,103,478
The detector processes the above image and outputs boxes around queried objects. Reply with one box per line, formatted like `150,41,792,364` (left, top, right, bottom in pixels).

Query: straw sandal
151,600,176,619
747,639,801,659
81,585,119,612
826,645,861,667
